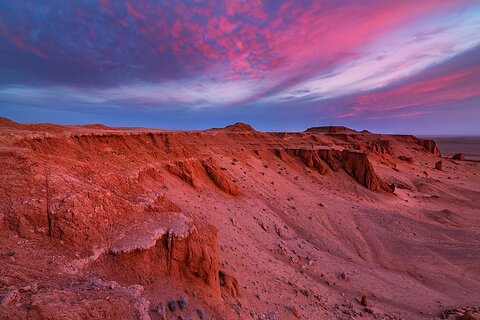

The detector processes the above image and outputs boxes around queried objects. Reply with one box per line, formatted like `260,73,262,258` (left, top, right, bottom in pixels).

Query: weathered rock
219,270,239,298
398,155,414,163
338,272,349,281
288,306,301,318
338,150,394,193
283,149,329,175
165,160,199,188
356,139,392,154
420,139,442,157
202,158,241,196
452,153,465,161
95,213,220,291
360,295,368,306
435,161,443,171
274,148,289,162
317,148,341,172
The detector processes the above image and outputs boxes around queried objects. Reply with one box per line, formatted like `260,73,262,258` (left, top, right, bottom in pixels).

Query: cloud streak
0,0,479,133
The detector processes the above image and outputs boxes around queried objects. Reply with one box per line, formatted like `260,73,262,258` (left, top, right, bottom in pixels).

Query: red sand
0,118,479,319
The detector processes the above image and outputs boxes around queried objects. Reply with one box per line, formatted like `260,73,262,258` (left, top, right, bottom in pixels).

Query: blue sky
1,0,479,134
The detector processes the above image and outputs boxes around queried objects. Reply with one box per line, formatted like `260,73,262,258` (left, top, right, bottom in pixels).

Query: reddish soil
0,117,479,319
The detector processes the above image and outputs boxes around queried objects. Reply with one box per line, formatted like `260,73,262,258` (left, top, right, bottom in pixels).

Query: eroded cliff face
0,122,239,319
278,148,394,192
338,150,395,193
393,134,442,157
95,213,220,291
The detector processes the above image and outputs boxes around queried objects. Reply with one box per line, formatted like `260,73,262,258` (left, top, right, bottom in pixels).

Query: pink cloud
336,63,480,119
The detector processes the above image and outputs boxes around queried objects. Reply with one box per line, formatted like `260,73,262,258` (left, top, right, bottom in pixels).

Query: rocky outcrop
453,153,465,160
277,148,392,192
337,150,395,193
420,139,442,157
96,213,220,291
283,149,329,175
392,135,442,157
317,148,341,171
202,158,241,196
165,158,240,196
165,160,199,188
398,155,414,163
219,270,239,298
354,139,392,154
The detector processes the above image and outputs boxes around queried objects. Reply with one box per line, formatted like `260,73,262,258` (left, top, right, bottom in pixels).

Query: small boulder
360,295,368,306
364,307,374,314
288,306,300,318
398,155,414,164
219,270,239,298
457,312,476,320
435,161,443,171
338,272,349,281
452,153,465,161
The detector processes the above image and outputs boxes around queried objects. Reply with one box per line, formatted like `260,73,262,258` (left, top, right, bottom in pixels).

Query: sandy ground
0,118,479,320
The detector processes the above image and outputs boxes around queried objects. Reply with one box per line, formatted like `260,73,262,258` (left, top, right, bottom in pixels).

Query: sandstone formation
283,149,329,175
420,139,442,157
338,149,395,193
202,158,241,196
96,213,220,289
279,148,394,192
165,160,200,188
1,117,479,320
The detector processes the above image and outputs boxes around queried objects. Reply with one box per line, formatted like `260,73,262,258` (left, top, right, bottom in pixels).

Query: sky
0,0,480,134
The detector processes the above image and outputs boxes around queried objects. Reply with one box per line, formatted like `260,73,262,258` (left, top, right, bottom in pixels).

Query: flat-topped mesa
95,213,221,292
305,126,357,134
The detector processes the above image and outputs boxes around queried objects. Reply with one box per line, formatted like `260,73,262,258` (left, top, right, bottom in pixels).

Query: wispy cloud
0,0,479,133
